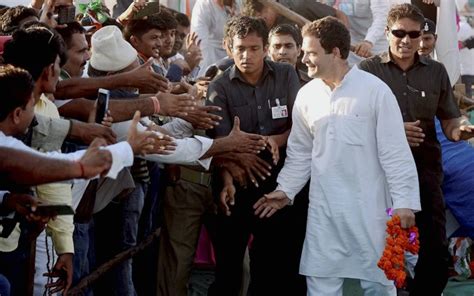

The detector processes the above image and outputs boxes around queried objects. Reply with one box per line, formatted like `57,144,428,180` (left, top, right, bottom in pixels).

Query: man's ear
130,35,138,47
332,47,341,59
12,107,22,124
385,26,390,41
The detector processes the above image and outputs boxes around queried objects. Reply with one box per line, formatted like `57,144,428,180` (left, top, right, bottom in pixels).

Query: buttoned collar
380,51,429,67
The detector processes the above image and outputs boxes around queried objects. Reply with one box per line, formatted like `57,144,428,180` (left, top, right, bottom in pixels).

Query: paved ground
188,268,474,296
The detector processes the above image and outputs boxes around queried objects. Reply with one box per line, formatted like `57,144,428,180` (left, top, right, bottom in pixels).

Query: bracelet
151,96,161,114
77,161,85,178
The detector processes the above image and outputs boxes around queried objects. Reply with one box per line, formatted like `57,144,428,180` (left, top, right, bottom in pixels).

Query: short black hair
269,23,302,47
0,64,35,122
228,16,268,47
174,12,190,27
55,21,86,49
302,16,350,59
0,6,38,34
123,11,178,41
3,25,67,81
387,4,425,29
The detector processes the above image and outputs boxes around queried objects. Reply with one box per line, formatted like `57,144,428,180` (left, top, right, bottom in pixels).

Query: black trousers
411,171,450,296
209,163,308,296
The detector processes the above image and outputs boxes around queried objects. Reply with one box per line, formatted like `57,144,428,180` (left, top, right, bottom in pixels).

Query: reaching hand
454,124,474,141
127,58,170,93
227,117,267,154
184,32,203,71
220,183,236,216
253,190,290,218
2,193,52,223
156,92,196,117
354,41,373,58
392,208,416,229
221,161,247,187
195,77,211,99
117,0,146,23
265,136,280,165
404,120,425,147
234,153,272,188
44,253,73,295
127,111,157,155
147,133,177,155
79,138,113,178
180,105,222,130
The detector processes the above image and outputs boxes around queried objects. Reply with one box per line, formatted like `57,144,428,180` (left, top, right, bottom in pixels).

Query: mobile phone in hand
57,5,76,25
95,88,110,124
133,1,161,20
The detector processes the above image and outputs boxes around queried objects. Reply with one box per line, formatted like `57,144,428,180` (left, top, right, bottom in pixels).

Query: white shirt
458,21,474,76
276,66,420,284
191,0,231,77
436,0,461,84
338,0,389,54
0,131,133,179
111,119,213,169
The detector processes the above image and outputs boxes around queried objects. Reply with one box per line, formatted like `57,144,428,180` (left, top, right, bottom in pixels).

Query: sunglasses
390,29,422,39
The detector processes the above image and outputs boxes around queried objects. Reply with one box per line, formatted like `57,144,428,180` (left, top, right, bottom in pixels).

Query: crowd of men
0,0,473,296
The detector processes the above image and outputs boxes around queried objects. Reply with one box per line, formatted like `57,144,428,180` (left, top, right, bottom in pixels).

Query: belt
179,166,212,187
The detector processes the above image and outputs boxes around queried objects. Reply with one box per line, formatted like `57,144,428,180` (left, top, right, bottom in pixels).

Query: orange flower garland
377,215,420,288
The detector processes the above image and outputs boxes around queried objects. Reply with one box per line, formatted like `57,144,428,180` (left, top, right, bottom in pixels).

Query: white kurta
276,66,421,284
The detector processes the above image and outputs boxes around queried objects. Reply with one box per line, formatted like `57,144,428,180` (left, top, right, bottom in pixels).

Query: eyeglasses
25,26,55,44
390,29,422,39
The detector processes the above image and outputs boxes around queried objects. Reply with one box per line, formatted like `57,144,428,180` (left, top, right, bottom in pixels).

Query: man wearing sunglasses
359,4,474,296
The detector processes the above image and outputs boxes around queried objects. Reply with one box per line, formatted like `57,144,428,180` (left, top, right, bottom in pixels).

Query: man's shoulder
269,60,295,73
358,54,384,71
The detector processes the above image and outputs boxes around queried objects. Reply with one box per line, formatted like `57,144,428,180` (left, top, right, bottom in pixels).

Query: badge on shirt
271,98,288,119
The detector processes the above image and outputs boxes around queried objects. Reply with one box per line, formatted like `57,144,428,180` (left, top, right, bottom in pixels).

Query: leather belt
179,166,212,187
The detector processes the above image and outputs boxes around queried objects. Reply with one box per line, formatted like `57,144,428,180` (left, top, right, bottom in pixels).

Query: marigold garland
377,215,420,288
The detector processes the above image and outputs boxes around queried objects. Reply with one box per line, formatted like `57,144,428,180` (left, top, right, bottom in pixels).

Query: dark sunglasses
390,29,422,39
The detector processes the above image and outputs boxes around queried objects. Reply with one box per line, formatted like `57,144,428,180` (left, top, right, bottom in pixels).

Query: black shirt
359,52,461,179
206,60,300,138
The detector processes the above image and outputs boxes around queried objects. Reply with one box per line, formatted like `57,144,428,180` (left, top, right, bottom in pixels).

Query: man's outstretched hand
253,190,291,218
226,116,266,154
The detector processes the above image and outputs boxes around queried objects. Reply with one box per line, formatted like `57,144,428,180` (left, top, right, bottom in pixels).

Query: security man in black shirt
359,4,474,295
206,16,307,296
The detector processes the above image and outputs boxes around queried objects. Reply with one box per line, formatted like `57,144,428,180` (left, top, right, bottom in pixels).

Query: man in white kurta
254,17,420,295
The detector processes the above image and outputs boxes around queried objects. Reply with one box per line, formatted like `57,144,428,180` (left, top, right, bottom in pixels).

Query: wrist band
151,96,161,114
77,161,85,178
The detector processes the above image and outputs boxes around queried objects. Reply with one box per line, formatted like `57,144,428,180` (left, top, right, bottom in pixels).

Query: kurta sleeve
276,94,313,201
365,0,389,45
375,86,421,211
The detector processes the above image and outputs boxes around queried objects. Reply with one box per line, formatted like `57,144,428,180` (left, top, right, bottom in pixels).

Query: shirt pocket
232,104,254,132
412,90,439,121
337,115,368,146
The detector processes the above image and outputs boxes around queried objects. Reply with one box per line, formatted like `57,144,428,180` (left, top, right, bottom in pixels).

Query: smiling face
301,35,334,79
131,28,162,60
387,17,422,64
231,31,267,75
159,28,176,59
63,32,90,77
268,33,301,67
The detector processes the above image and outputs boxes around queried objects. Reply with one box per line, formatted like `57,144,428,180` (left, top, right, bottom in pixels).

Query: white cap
90,25,137,72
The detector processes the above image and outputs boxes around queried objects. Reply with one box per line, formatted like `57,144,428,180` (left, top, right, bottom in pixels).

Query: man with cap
418,18,437,57
87,24,268,296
